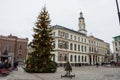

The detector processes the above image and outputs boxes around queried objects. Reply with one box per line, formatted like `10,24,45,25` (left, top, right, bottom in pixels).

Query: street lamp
115,0,120,25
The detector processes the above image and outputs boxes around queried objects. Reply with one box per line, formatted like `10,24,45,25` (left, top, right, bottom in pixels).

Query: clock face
81,25,84,29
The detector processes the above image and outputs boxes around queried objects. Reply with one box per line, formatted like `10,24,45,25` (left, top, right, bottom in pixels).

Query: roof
51,25,109,44
51,25,86,36
113,35,120,41
113,35,120,38
88,35,104,42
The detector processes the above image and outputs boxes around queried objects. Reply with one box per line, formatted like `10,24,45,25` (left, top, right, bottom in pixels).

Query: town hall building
51,12,110,66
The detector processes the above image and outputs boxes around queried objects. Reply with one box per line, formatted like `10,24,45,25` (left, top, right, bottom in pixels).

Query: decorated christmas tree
24,7,57,73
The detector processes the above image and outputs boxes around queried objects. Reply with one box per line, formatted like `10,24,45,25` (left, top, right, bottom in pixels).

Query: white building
51,12,110,66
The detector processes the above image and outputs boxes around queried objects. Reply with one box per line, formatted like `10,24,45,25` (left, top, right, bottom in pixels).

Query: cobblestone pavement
1,66,120,80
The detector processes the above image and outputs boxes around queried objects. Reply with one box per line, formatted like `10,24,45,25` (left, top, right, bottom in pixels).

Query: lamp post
116,0,120,25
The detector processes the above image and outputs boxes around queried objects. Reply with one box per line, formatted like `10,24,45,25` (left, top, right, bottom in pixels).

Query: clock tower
78,12,87,35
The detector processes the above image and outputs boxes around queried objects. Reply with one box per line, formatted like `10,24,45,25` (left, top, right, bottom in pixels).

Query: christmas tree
24,7,57,73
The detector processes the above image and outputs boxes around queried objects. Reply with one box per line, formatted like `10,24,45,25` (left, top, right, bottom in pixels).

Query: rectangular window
84,39,86,43
52,32,55,37
74,36,76,41
89,47,91,52
71,35,72,40
58,31,60,36
64,41,68,49
58,40,62,48
59,31,62,38
19,44,22,49
81,38,83,42
78,37,80,42
65,33,68,39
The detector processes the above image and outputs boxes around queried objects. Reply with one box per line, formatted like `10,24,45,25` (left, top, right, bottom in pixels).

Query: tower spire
80,12,84,18
78,12,87,35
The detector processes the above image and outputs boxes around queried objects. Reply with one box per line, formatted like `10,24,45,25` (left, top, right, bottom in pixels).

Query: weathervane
116,0,120,25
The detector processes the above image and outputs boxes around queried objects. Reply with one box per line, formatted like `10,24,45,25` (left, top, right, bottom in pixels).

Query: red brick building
0,34,28,63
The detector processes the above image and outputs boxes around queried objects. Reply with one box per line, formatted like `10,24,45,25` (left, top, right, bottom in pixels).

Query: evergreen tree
24,7,57,73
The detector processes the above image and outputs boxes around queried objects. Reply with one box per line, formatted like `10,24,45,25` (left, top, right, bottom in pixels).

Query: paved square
1,66,120,80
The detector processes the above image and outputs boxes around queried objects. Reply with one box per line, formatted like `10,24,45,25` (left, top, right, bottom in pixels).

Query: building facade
51,12,110,66
112,35,120,62
0,34,28,63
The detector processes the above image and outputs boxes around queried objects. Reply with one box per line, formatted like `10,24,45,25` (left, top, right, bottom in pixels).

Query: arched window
70,43,73,50
82,56,84,62
85,46,86,52
92,47,94,52
70,55,73,62
85,56,87,62
74,55,77,62
74,44,76,51
78,45,80,51
78,55,80,62
81,45,83,52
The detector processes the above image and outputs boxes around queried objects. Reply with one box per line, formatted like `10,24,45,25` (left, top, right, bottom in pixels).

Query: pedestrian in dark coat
64,61,72,76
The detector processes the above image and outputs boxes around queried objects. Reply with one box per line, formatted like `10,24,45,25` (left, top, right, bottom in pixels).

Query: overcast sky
0,0,120,50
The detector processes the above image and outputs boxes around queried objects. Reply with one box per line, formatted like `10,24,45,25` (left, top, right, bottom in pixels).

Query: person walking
64,61,72,76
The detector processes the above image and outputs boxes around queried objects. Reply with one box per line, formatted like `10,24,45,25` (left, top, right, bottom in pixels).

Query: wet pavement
0,66,120,80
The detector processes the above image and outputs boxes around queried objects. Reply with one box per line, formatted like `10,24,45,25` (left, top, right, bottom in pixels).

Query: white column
91,55,93,65
55,39,58,49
